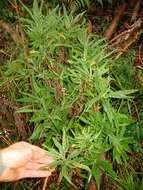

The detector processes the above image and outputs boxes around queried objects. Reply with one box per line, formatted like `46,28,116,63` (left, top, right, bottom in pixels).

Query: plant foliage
1,0,138,188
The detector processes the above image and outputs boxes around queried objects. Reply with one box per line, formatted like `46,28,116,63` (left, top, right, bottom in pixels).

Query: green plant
1,0,138,188
116,169,143,190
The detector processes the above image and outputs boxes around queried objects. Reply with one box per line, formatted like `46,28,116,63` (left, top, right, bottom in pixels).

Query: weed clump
0,0,140,189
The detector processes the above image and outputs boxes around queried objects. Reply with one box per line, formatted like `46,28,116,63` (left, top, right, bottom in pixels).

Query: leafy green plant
43,130,91,185
1,0,138,188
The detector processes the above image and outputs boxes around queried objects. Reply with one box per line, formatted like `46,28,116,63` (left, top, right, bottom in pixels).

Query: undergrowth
0,0,142,189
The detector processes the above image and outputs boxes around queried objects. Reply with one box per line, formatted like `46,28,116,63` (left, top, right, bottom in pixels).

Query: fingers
0,167,53,182
35,156,54,164
21,169,53,179
25,162,52,170
29,145,54,163
25,162,47,170
31,148,47,160
14,141,49,160
25,154,54,170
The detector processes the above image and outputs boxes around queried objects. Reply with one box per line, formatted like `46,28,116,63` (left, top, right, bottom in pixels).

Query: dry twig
105,3,127,40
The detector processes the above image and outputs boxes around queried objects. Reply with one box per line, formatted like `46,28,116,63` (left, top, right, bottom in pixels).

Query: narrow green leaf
53,138,62,153
73,162,91,174
99,160,117,179
108,90,138,99
16,107,34,113
92,166,101,189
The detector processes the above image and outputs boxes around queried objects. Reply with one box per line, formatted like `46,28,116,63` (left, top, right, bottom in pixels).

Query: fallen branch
108,18,143,60
105,3,127,40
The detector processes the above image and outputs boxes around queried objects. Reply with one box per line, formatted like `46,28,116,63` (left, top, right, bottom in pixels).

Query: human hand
0,141,54,182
